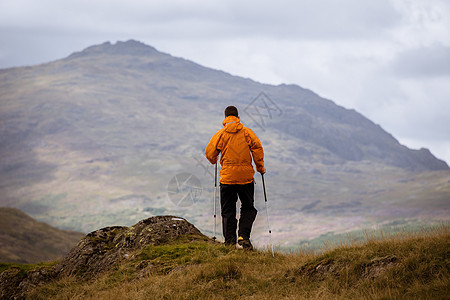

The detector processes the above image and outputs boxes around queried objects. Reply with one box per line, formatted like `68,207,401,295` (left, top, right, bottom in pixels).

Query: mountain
1,217,448,299
0,208,84,264
0,40,448,246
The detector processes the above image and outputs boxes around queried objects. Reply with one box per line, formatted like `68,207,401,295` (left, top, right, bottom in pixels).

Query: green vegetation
0,261,57,274
135,240,232,275
20,225,448,299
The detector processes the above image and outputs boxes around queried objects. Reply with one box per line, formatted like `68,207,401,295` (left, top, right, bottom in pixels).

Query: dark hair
224,106,239,117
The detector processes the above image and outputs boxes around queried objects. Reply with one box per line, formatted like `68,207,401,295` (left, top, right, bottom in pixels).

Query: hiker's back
218,117,254,184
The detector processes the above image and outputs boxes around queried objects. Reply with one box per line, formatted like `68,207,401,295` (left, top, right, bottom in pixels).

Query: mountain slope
0,40,448,243
0,208,84,263
0,40,446,171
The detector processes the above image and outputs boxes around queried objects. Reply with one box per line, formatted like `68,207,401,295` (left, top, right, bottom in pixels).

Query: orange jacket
205,116,265,184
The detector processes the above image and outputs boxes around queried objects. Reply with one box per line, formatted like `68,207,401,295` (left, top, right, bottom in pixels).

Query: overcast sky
1,0,449,163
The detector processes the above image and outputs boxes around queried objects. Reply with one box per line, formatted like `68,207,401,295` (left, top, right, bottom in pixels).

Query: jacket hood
222,116,243,133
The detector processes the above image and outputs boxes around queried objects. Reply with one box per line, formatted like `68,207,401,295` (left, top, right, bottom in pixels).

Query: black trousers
220,181,257,245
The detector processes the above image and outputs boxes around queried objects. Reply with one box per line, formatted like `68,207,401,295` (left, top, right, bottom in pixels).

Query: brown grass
27,225,449,299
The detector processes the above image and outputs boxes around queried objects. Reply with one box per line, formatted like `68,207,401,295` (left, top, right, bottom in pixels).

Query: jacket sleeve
205,129,223,164
245,128,266,174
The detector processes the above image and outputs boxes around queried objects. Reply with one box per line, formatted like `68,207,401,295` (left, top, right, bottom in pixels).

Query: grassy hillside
0,208,84,264
8,225,447,299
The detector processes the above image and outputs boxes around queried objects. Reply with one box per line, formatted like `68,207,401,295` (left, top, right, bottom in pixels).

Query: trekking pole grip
262,173,268,203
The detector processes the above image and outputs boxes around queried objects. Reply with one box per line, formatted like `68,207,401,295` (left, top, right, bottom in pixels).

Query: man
205,105,265,250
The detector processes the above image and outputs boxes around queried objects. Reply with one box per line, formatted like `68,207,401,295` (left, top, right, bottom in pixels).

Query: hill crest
68,40,160,59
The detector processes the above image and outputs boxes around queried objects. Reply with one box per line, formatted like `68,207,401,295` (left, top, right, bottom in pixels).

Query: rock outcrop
0,216,208,299
57,215,207,278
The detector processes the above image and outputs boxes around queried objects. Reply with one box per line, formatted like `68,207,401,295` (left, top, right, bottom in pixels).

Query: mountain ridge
60,39,448,169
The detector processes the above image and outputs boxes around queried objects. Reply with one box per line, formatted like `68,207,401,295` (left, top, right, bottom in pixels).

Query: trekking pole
262,173,274,257
213,163,218,241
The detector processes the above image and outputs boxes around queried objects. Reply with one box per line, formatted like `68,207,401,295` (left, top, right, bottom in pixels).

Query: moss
137,242,208,263
0,261,58,274
134,239,232,275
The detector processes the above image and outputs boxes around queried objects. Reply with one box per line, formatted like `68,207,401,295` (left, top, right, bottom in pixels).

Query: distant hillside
1,216,448,299
0,208,84,263
0,40,446,172
0,40,448,242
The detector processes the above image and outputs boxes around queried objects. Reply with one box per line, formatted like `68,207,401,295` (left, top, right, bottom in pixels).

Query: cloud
392,44,450,78
0,0,400,69
0,0,449,163
0,0,401,39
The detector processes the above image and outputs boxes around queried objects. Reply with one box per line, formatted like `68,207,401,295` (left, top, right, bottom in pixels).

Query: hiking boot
237,236,253,251
224,242,237,249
